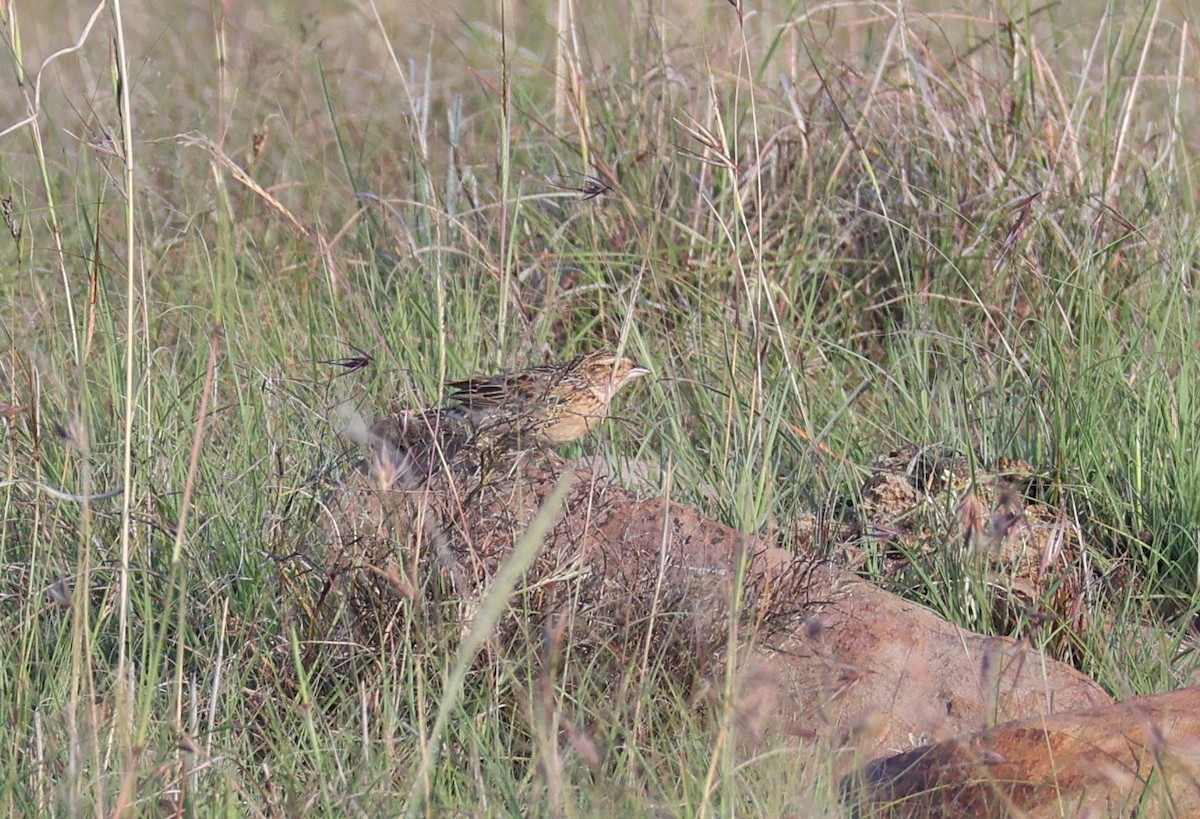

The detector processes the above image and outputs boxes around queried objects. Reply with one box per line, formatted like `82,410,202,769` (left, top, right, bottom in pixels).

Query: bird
445,350,650,448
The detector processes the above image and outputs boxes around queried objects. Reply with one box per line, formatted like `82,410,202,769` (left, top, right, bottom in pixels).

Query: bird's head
578,351,651,402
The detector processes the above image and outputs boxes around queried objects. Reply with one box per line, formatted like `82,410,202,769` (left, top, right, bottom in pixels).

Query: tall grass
1,0,1199,813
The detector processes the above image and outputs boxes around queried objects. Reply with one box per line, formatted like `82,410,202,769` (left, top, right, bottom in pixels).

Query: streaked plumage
447,351,649,447
365,351,649,489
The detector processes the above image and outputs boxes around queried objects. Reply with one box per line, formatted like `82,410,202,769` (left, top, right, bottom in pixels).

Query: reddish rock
323,453,1112,788
844,686,1200,817
747,570,1111,777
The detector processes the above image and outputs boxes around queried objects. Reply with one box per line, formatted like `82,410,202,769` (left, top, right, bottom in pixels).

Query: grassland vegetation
2,0,1199,813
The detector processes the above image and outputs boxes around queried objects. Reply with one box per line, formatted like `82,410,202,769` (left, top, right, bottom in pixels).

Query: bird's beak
628,364,651,380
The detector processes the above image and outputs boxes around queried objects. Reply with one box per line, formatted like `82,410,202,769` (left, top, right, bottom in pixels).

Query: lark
446,350,650,447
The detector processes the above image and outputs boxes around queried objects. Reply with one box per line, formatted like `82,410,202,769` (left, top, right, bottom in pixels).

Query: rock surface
843,686,1200,817
319,452,1113,787
315,434,1197,815
746,569,1110,778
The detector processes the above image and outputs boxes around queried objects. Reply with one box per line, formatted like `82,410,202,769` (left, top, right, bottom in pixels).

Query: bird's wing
447,372,538,408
